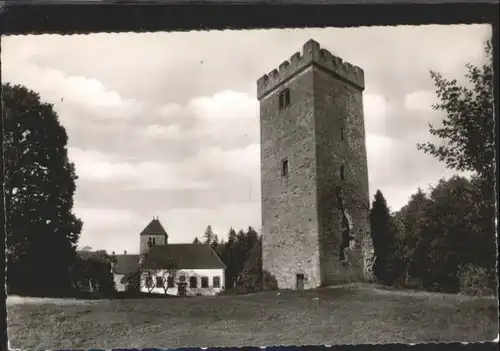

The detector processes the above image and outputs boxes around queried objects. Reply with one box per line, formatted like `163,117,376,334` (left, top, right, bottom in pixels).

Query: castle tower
139,217,169,255
257,39,372,290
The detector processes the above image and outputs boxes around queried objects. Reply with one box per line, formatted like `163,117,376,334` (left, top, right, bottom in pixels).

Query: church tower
139,217,169,255
257,39,373,290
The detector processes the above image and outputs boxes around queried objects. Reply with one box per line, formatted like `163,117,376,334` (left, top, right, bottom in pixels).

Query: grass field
7,284,498,349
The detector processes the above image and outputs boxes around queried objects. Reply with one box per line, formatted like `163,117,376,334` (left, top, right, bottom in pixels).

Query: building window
201,277,209,288
341,128,344,141
213,276,221,288
179,275,186,283
145,276,153,288
167,276,174,288
340,165,345,181
152,237,156,245
156,276,163,288
278,88,291,110
189,276,198,288
281,158,289,177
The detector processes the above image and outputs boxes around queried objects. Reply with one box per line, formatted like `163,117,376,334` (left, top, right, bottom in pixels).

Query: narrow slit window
281,158,289,177
340,165,345,181
279,88,291,110
152,237,156,245
340,128,344,141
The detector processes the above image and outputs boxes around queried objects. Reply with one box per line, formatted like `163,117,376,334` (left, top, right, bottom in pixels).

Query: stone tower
257,39,373,290
139,217,169,255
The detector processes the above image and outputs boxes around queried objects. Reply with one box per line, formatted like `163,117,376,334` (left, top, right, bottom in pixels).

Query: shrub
262,270,278,291
458,264,495,297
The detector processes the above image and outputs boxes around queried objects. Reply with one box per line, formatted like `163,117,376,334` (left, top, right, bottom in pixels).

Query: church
111,217,226,296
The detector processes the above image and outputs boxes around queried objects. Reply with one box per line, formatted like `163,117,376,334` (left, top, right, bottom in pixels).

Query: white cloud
1,50,143,121
404,90,437,112
139,90,260,143
143,124,182,139
68,147,135,181
364,93,389,136
69,142,260,192
69,146,211,190
197,143,260,178
158,103,184,118
189,90,258,121
75,208,141,229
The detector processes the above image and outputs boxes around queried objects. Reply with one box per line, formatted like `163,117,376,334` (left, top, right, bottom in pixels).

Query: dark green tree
370,190,398,285
203,225,216,245
193,237,201,244
74,250,116,294
237,234,262,293
3,83,83,296
394,188,431,285
221,227,238,288
410,177,484,292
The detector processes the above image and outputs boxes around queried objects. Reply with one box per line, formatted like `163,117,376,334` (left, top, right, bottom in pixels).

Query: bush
458,264,495,297
262,270,278,291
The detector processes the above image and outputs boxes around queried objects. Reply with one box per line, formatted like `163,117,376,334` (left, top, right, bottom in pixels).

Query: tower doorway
296,273,305,291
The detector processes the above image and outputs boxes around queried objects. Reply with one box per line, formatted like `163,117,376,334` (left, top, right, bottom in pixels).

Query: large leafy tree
415,41,496,285
417,41,494,186
3,83,83,295
392,188,431,284
74,250,116,293
410,176,491,293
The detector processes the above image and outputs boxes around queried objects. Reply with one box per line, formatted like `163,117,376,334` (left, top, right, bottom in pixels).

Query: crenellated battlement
257,39,365,100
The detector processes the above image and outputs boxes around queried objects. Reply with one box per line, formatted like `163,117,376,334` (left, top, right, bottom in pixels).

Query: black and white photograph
2,24,498,349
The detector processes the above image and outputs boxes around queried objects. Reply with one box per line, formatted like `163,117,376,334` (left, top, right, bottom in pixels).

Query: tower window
341,128,344,141
340,165,345,181
281,158,289,177
278,88,291,110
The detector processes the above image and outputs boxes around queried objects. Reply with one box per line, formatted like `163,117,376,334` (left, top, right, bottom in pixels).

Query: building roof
140,218,168,236
142,244,226,270
113,254,140,275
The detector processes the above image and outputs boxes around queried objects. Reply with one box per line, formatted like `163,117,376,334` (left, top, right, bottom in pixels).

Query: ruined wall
313,64,371,284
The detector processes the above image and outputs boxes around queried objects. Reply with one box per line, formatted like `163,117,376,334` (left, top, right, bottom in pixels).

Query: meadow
7,284,498,349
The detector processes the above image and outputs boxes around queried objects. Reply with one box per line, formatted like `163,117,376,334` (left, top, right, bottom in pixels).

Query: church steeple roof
140,217,168,236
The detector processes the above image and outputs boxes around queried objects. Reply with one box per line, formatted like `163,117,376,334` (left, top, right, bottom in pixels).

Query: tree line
369,41,496,296
193,225,277,293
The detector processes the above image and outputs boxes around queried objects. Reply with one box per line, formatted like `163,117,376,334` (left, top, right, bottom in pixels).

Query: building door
178,282,187,296
296,274,305,291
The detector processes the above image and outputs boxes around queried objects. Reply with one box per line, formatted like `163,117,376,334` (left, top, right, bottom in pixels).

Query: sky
2,25,491,254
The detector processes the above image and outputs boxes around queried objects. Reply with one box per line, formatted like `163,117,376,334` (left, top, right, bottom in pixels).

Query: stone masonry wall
258,39,373,289
313,66,371,285
260,65,322,290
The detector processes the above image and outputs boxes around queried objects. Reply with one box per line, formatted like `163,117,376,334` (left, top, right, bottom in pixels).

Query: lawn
7,283,498,349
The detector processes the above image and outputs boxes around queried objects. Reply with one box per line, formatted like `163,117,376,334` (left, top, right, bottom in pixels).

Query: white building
112,217,226,296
